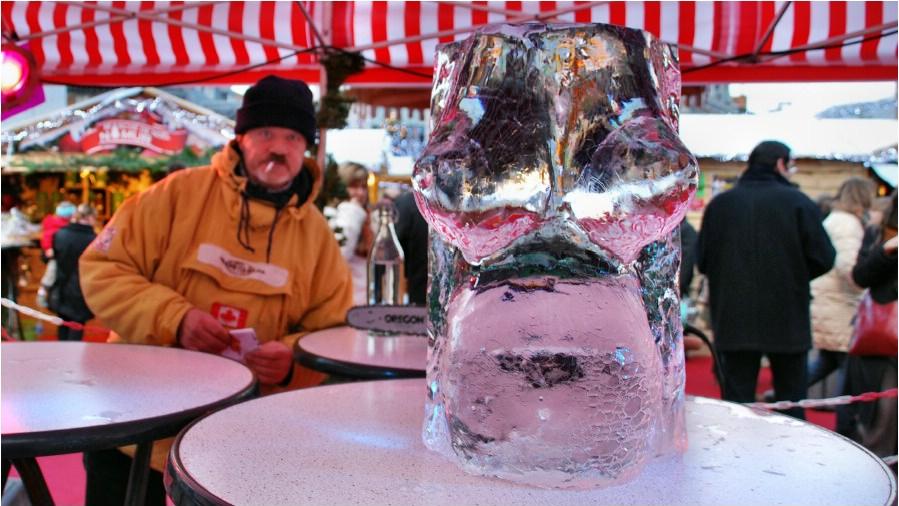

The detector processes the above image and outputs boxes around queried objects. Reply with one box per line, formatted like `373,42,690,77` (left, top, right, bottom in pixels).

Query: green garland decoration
316,50,365,130
14,147,218,175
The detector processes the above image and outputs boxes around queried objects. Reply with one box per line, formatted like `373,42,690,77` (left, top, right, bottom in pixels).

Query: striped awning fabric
2,1,897,87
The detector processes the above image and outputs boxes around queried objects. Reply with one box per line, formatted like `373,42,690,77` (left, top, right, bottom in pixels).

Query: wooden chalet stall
0,88,233,341
680,113,899,225
1,87,234,224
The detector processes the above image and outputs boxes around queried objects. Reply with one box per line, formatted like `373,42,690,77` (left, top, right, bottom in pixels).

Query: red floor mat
685,355,837,430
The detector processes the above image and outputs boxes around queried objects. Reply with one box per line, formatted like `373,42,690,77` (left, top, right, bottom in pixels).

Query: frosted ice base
424,276,678,488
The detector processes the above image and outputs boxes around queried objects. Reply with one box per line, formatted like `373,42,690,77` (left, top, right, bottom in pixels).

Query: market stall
1,88,232,341
1,86,233,223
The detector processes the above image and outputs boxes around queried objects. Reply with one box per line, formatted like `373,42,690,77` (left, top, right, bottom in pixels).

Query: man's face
237,126,307,191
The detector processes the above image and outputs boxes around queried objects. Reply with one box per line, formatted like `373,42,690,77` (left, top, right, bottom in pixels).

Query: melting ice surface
428,277,662,488
416,22,696,489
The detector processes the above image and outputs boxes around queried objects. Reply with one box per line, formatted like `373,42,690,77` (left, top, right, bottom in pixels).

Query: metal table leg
124,441,153,506
10,458,54,506
2,459,10,491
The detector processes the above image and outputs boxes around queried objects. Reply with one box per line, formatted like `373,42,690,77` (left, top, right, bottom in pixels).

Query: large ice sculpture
414,23,698,489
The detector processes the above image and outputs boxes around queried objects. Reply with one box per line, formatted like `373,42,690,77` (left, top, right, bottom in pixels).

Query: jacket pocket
181,243,293,297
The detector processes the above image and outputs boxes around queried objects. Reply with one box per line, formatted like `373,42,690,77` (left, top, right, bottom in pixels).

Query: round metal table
167,379,896,506
294,326,426,379
1,342,256,506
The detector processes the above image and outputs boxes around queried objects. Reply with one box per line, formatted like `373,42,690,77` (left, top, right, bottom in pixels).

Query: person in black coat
697,140,836,419
842,192,897,457
49,204,97,341
394,191,429,305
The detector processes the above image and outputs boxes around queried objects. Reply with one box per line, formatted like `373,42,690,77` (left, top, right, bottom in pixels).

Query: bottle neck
376,216,395,236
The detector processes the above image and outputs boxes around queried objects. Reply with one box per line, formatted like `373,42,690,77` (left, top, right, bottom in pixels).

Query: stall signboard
77,119,188,155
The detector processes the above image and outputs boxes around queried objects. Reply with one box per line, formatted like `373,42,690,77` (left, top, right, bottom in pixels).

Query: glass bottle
367,202,406,305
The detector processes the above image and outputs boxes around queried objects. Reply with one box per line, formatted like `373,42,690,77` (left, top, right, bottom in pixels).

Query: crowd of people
20,75,896,503
37,202,97,342
697,140,897,458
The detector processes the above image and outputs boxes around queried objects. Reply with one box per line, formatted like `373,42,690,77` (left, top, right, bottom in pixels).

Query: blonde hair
832,177,874,219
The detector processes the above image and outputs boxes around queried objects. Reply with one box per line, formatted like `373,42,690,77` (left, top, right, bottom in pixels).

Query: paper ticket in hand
221,328,259,363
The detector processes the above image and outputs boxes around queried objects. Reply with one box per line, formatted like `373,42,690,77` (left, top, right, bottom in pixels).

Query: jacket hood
211,141,324,225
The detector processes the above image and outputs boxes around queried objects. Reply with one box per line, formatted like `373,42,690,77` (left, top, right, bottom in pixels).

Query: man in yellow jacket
79,75,353,506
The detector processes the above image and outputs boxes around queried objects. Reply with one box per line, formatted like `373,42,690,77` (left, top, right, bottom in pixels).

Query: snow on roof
1,87,235,152
679,113,898,162
871,163,898,187
326,129,388,169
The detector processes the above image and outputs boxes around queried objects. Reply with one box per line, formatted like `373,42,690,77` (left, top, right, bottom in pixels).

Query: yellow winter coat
79,142,353,470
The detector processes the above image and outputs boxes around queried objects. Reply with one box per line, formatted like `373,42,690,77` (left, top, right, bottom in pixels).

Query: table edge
2,380,258,459
294,339,425,379
164,383,897,506
166,421,234,506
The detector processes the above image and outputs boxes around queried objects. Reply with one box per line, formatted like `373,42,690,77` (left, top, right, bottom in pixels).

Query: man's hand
883,236,898,255
245,341,293,385
178,309,230,353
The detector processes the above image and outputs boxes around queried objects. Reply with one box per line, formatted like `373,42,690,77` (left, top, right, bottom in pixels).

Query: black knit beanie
235,75,317,145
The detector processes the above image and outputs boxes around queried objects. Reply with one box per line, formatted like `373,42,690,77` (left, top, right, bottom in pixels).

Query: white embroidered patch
197,243,288,288
92,225,116,253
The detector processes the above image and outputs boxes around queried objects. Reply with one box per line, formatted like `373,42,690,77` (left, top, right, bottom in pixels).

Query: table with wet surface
294,326,426,379
1,342,256,506
167,378,896,506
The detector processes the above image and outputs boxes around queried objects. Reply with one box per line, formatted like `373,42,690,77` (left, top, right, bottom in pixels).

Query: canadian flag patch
211,303,248,329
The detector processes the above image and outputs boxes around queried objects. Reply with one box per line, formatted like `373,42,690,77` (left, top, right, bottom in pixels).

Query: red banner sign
80,119,187,155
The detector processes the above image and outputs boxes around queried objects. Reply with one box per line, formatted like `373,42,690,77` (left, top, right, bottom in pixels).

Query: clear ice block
415,22,698,489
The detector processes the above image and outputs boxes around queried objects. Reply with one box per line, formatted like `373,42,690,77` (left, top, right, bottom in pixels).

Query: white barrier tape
1,297,65,326
2,295,897,417
747,389,898,411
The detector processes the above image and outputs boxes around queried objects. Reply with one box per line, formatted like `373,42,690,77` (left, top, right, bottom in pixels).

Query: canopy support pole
309,1,332,173
298,1,327,48
752,1,792,57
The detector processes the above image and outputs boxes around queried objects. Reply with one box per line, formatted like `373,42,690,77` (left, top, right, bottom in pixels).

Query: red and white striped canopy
2,1,897,87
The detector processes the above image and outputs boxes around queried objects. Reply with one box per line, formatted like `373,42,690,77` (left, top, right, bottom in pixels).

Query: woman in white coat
809,177,875,390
